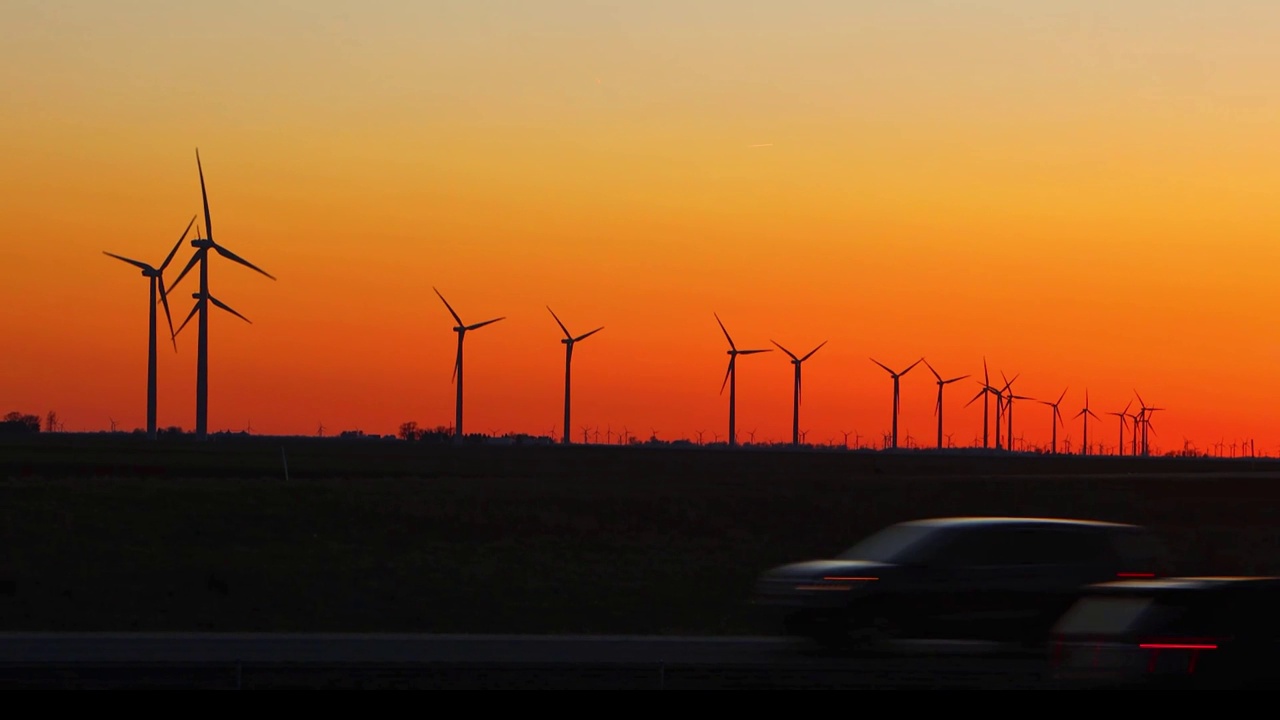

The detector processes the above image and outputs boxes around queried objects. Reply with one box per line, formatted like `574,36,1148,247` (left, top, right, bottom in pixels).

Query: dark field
3,435,1279,634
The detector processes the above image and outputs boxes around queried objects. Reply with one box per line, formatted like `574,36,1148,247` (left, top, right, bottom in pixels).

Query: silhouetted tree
398,421,422,441
44,411,58,433
1,412,41,434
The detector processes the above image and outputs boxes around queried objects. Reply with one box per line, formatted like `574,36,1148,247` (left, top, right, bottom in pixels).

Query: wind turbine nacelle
191,238,214,248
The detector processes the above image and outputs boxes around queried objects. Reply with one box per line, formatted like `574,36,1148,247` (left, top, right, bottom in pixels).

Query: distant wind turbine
1074,390,1100,455
1000,372,1031,452
548,306,602,445
923,359,968,449
103,215,196,440
168,150,276,441
715,314,770,447
1108,401,1133,456
871,357,922,450
1038,387,1068,454
772,339,827,447
964,358,997,449
434,288,504,441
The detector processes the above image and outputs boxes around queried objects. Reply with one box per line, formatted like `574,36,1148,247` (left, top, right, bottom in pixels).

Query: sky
2,1,1279,454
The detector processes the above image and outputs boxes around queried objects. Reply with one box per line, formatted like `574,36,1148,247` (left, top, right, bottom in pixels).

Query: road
0,633,1064,689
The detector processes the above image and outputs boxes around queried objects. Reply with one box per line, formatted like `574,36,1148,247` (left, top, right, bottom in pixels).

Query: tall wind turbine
1108,401,1133,456
548,306,602,445
1001,375,1034,453
1135,392,1162,456
1038,387,1068,454
995,371,1021,450
168,150,276,440
871,357,922,450
923,360,968,449
103,216,195,440
964,358,997,449
715,314,770,447
772,339,827,447
434,288,504,440
1074,390,1100,455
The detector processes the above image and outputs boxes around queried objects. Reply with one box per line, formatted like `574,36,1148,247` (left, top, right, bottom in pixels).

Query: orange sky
2,2,1279,453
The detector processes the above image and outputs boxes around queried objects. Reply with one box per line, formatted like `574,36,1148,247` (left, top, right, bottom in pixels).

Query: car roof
898,516,1141,531
1088,576,1280,592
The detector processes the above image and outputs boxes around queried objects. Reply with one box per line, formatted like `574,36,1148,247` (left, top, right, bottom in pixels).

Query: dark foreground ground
2,435,1279,634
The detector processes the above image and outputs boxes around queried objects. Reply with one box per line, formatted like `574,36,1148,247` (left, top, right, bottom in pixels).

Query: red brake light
1138,642,1217,650
1117,572,1156,578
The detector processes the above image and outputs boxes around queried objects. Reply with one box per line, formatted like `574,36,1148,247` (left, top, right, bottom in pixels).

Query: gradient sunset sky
3,1,1279,453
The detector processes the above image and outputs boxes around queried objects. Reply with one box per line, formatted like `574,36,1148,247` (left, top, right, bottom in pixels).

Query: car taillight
1137,638,1220,674
1117,572,1156,578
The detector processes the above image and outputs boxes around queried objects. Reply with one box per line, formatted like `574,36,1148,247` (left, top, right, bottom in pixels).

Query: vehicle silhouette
1050,576,1280,689
752,516,1164,650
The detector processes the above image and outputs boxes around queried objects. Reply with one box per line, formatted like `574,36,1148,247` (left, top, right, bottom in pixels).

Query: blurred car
1050,576,1280,689
752,516,1164,649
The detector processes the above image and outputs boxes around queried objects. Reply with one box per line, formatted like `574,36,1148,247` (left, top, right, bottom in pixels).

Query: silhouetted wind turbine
103,215,195,440
995,371,1021,450
434,288,504,441
1002,378,1034,453
964,358,997,449
168,150,276,441
871,357,922,449
715,314,770,447
1038,387,1068,454
1135,392,1162,456
772,339,827,446
1108,401,1133,456
923,360,968,449
547,306,602,445
1074,390,1100,455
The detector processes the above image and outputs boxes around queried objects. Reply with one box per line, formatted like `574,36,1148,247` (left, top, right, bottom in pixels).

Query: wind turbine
923,359,968,449
1074,390,1100,455
1038,388,1068,454
434,288,504,441
1108,401,1132,456
870,357,922,450
103,215,196,440
963,358,997,449
997,371,1023,451
548,306,603,445
772,339,827,446
168,150,276,441
715,314,770,447
1135,392,1162,456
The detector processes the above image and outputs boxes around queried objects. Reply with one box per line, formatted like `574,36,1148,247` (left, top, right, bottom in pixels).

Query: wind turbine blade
466,317,504,331
158,281,177,350
208,294,252,324
1122,400,1133,414
714,313,735,350
167,249,203,295
870,357,893,374
902,357,924,375
1087,409,1099,420
433,288,463,325
102,251,153,273
965,388,985,407
771,340,799,361
720,358,733,394
923,358,940,381
944,374,969,384
196,148,214,243
739,349,771,355
214,244,276,280
1057,387,1068,405
160,215,197,272
574,327,603,342
1134,390,1146,408
982,356,989,385
1055,408,1064,426
547,306,571,339
801,340,827,362
174,300,202,338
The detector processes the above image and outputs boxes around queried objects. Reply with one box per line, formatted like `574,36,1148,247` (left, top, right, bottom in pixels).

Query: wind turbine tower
434,288,504,440
870,357,922,450
168,150,276,440
772,339,827,447
715,314,770,447
103,216,195,439
923,359,968,449
548,306,602,445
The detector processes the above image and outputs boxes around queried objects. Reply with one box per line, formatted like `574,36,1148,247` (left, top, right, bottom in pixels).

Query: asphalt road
0,633,1062,689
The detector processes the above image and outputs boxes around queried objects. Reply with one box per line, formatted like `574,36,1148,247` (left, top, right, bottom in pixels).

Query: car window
836,523,939,563
928,527,1034,566
925,526,1109,566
